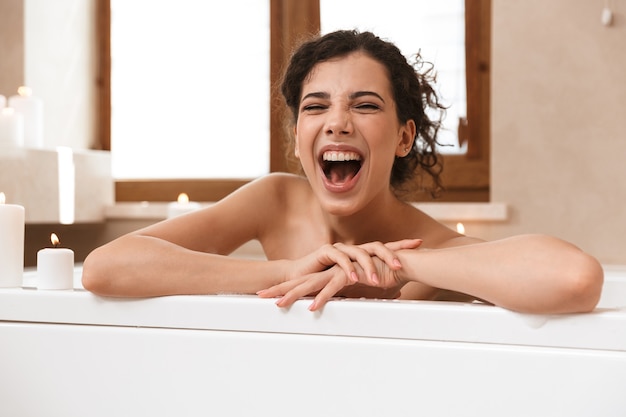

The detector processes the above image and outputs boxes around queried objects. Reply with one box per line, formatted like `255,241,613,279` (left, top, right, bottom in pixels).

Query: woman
82,30,603,313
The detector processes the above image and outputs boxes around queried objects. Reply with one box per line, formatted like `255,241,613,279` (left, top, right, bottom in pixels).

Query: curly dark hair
279,29,447,198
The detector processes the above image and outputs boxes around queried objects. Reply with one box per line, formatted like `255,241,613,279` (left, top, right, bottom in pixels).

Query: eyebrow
300,91,386,103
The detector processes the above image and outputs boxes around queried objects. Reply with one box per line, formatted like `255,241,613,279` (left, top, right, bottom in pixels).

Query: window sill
105,201,508,222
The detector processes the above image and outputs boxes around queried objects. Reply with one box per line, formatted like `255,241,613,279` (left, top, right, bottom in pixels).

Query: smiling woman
83,29,603,316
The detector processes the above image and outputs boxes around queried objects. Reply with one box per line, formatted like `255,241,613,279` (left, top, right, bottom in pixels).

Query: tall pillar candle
37,233,74,290
8,86,43,148
0,108,25,147
0,192,25,288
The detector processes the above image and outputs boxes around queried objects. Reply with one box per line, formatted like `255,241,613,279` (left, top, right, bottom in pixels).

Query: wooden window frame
96,0,489,202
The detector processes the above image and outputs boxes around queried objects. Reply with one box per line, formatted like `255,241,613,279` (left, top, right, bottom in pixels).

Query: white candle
37,233,74,290
8,86,43,148
0,108,24,147
0,192,25,288
167,193,201,219
0,94,5,109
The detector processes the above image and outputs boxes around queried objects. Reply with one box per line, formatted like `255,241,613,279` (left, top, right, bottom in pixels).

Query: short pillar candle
37,233,74,290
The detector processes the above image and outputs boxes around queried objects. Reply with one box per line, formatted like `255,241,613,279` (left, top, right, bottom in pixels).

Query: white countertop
1,267,625,352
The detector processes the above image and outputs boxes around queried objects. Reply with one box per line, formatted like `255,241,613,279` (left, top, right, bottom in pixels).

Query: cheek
294,121,316,156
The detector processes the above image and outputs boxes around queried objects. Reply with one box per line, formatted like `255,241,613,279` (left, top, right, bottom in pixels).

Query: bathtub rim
1,266,625,352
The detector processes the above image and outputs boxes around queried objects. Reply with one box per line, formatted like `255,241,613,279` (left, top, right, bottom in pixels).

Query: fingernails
351,271,359,282
309,300,317,311
372,273,379,285
393,258,402,268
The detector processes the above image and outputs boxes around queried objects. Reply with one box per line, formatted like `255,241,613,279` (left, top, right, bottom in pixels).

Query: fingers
333,242,382,285
315,244,359,283
257,239,423,312
334,239,421,284
258,268,345,311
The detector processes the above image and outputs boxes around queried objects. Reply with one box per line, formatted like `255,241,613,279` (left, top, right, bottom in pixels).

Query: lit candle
0,192,25,288
37,233,74,290
167,193,201,219
8,86,43,148
456,222,465,235
0,108,24,147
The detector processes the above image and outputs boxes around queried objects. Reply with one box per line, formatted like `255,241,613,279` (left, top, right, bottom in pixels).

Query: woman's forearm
396,234,604,314
82,235,285,297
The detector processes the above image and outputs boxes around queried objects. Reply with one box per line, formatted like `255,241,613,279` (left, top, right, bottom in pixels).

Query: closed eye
354,103,380,112
301,104,327,112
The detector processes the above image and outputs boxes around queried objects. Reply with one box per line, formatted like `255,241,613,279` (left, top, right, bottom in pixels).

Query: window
96,0,490,202
110,0,269,180
321,0,466,154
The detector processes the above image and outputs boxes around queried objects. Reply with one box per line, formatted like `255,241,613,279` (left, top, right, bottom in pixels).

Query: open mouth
320,150,362,185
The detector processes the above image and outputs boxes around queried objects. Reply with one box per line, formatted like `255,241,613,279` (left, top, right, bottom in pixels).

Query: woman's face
295,51,415,215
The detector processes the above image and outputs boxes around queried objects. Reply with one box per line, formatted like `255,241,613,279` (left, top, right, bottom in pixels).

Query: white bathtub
1,265,625,417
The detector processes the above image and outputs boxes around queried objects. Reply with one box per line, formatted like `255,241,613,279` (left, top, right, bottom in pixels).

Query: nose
324,106,352,136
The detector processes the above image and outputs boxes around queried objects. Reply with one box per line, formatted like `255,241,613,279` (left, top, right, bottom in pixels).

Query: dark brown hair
280,29,447,197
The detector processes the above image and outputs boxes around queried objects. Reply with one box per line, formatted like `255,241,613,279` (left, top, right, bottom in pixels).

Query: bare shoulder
221,172,311,230
242,172,307,196
222,173,307,206
406,204,485,249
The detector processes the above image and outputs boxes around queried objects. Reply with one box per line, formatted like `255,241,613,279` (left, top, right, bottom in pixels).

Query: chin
317,194,366,217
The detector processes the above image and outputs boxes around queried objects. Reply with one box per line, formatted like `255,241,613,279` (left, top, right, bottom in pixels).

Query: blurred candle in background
0,192,25,288
8,86,43,148
0,94,5,109
0,108,24,147
37,233,74,290
167,193,201,219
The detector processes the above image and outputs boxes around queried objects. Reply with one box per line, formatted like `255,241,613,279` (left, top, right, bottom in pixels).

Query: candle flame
0,192,5,205
17,86,32,97
50,233,60,247
177,193,190,204
456,222,465,235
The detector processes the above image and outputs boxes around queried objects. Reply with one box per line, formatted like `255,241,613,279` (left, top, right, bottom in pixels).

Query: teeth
322,151,361,162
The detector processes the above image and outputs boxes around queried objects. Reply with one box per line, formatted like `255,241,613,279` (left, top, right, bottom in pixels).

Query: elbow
81,247,115,296
563,253,604,313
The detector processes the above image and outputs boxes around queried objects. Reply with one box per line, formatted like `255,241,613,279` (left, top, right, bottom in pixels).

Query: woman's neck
319,192,413,245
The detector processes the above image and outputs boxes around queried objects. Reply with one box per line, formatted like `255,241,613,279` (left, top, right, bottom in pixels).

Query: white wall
24,0,97,149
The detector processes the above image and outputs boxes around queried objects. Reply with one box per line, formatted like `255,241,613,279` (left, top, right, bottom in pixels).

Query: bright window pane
320,0,466,154
111,1,270,179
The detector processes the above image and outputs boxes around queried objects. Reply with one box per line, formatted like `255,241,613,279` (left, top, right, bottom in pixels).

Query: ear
395,119,416,157
293,126,300,159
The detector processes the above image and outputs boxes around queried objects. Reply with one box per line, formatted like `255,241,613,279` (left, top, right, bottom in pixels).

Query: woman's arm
259,234,603,314
82,175,289,297
81,234,289,297
396,234,603,313
82,174,416,298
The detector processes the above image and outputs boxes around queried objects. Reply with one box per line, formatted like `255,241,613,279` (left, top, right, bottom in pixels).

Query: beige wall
482,0,626,264
0,0,24,95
